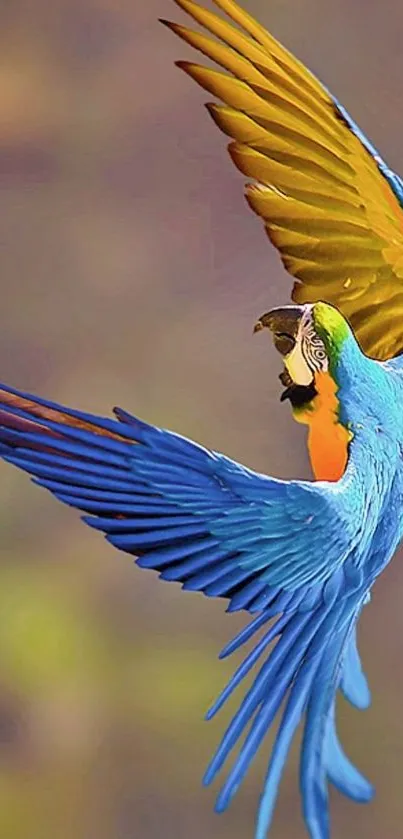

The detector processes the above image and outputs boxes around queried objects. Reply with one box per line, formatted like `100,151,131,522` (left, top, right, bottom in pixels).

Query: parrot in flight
2,0,403,837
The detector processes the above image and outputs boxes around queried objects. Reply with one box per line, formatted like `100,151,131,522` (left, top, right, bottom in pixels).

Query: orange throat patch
292,370,352,482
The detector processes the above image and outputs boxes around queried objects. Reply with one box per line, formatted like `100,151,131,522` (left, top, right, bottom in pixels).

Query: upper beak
253,305,305,356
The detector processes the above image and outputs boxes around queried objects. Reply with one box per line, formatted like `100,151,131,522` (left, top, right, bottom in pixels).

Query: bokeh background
1,0,403,837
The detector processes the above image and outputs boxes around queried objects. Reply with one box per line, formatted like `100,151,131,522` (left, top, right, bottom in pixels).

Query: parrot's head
254,301,351,406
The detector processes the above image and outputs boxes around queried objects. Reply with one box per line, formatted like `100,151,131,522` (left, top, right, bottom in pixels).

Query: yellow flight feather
164,0,403,360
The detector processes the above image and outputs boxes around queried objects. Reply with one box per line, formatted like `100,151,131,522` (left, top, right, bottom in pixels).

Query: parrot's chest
292,370,352,482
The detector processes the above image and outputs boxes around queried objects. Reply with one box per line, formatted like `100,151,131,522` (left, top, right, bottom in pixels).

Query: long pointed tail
207,590,373,839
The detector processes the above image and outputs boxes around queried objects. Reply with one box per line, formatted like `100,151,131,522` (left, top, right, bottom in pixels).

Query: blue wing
0,384,364,601
0,383,374,838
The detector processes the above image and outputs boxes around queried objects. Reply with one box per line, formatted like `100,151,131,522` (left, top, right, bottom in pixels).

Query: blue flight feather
0,357,399,839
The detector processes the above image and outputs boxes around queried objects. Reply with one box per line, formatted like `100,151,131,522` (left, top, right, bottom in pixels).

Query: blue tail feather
218,612,275,659
340,626,371,710
206,612,289,721
204,609,314,786
204,584,371,839
325,704,374,803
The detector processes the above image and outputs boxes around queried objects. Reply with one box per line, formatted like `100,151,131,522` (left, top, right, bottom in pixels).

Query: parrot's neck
292,370,352,482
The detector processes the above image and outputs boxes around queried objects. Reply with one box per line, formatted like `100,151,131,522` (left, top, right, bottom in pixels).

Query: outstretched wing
0,384,376,837
0,383,365,606
165,0,403,360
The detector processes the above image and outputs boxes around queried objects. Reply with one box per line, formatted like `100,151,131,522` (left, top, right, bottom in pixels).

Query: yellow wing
164,0,403,360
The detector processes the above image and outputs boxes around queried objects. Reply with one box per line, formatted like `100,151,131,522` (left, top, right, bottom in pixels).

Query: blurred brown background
1,1,403,837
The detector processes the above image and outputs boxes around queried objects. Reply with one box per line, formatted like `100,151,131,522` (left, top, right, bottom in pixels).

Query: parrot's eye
273,332,296,356
312,347,327,361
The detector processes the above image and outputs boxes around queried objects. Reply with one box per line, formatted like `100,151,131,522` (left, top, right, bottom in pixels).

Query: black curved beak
253,305,305,356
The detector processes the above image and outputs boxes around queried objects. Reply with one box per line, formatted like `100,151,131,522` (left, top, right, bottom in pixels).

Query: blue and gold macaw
1,1,403,837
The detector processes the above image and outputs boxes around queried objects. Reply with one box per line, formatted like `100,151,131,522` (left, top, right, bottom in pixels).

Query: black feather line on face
300,323,328,376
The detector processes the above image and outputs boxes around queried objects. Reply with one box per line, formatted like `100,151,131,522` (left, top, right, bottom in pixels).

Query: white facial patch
284,341,314,386
284,307,328,385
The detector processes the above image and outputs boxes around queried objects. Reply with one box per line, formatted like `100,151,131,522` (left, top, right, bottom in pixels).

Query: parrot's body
2,2,403,839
